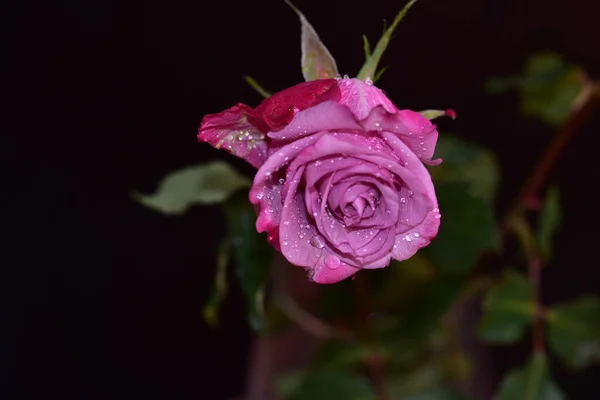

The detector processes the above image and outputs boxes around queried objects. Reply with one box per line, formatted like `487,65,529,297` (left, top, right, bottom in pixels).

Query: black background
5,0,600,398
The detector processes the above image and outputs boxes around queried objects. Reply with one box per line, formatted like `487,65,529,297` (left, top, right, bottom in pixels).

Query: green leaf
312,340,370,371
373,65,389,84
478,270,535,344
547,296,600,369
495,353,565,400
244,75,271,98
425,136,499,274
133,161,251,215
385,364,444,398
202,240,230,327
486,52,583,127
405,388,473,400
222,193,273,332
286,1,338,81
536,186,561,259
362,34,371,60
357,0,417,80
287,370,375,400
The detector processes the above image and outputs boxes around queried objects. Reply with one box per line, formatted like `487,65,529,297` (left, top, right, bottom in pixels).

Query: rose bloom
199,77,442,284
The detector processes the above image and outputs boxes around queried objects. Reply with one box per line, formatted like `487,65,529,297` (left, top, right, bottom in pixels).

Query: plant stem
528,255,545,354
502,80,600,235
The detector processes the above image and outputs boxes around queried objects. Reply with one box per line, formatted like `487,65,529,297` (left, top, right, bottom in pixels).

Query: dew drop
278,178,285,184
365,77,373,86
343,74,349,79
400,197,406,204
414,233,420,238
405,234,413,242
324,254,341,270
309,235,325,249
283,241,289,246
334,73,342,81
283,220,290,225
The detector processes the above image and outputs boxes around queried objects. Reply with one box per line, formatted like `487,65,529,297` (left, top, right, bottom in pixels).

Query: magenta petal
337,78,397,120
198,103,268,169
362,106,441,164
392,207,441,261
311,260,359,284
267,101,362,141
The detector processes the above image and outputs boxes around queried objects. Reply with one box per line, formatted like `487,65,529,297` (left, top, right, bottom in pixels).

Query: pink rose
199,77,442,284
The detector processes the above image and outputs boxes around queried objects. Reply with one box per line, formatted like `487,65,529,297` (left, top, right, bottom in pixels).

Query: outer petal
198,103,269,168
362,106,441,164
268,100,362,141
249,134,324,246
337,78,397,120
256,79,341,131
378,131,441,260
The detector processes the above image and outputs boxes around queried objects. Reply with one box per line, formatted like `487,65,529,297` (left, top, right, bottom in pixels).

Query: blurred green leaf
133,161,251,215
478,270,534,344
547,296,600,369
536,186,561,259
486,52,583,127
426,136,499,274
202,240,230,327
372,254,435,312
275,370,308,399
285,370,375,400
286,1,338,81
222,193,273,332
312,340,368,371
405,388,473,400
357,0,417,80
385,364,443,398
495,353,564,400
376,276,464,367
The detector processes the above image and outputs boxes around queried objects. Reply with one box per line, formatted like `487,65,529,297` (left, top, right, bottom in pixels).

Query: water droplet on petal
283,220,290,225
343,74,349,79
414,233,420,238
405,234,413,242
365,77,373,86
324,254,340,270
283,241,288,246
400,197,406,204
278,178,285,184
309,235,325,249
334,73,342,81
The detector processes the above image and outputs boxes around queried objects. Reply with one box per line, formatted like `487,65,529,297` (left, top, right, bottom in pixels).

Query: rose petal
337,78,397,120
268,100,362,141
392,207,441,261
311,260,359,284
198,103,269,168
256,79,341,131
362,106,441,164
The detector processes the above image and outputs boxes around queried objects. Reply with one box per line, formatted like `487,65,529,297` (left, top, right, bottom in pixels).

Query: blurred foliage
277,369,375,400
222,193,273,332
536,186,561,260
494,353,564,400
426,136,500,274
486,52,584,127
478,270,534,344
132,160,251,215
546,296,600,369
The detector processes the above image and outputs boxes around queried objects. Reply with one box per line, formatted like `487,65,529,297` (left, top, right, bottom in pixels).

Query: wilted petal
198,103,268,168
337,78,397,120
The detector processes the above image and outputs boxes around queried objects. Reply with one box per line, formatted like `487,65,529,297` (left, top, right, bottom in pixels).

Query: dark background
5,0,600,398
